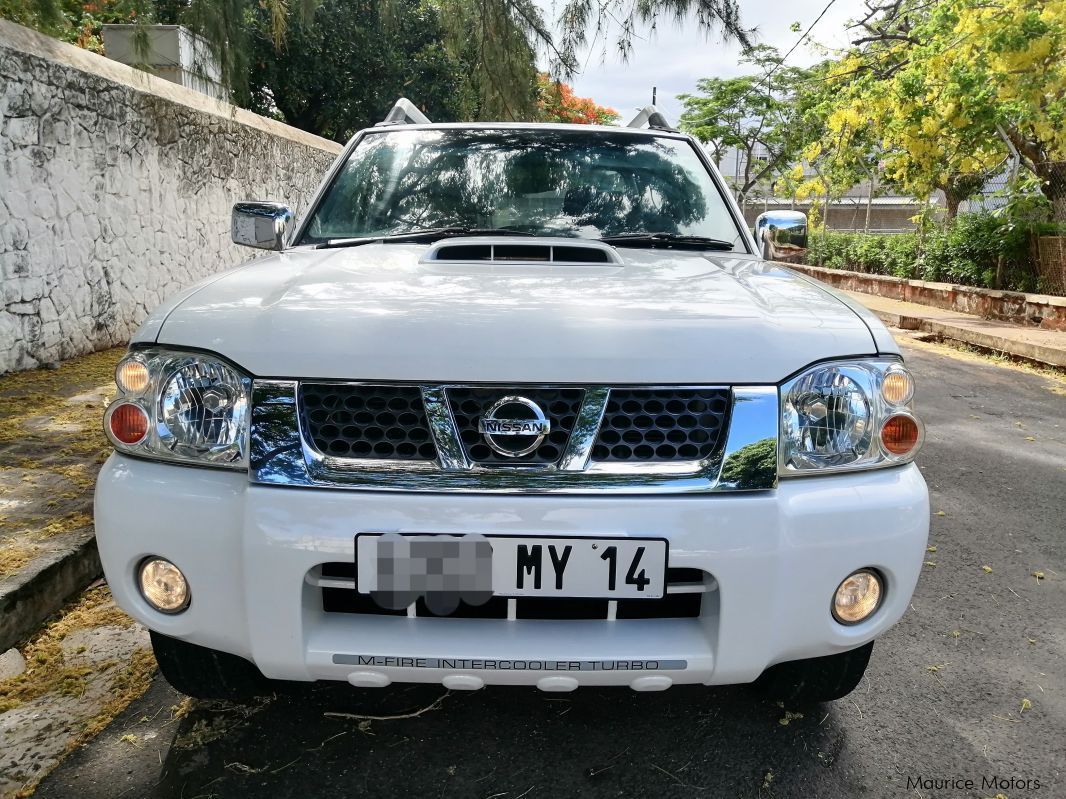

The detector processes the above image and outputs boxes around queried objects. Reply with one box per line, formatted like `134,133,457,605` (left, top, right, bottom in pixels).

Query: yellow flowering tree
810,0,1066,220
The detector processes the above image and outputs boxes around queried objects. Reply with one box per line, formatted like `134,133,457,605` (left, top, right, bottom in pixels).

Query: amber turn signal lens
881,414,919,456
109,403,149,445
881,370,914,405
116,359,150,394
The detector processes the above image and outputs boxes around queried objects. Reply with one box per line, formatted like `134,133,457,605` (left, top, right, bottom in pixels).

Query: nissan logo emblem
477,396,551,457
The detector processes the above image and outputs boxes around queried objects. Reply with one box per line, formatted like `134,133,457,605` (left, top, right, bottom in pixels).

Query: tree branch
851,32,919,45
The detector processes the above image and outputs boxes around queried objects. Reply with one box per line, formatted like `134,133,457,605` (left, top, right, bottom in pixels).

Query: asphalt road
37,336,1066,799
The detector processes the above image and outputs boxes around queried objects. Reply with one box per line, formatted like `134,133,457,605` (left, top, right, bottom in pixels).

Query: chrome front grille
253,380,779,493
300,383,437,461
591,388,730,462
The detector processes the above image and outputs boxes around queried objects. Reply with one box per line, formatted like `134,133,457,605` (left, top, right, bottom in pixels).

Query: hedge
802,213,1038,293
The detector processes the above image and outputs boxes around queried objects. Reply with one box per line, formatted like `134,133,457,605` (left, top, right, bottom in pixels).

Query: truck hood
143,243,881,384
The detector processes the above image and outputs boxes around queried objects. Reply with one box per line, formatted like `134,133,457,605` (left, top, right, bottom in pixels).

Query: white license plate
356,534,668,600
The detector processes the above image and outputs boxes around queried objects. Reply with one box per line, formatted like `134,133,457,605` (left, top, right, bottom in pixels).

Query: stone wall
0,20,343,373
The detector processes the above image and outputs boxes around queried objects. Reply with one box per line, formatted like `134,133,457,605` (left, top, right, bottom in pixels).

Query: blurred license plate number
356,535,667,599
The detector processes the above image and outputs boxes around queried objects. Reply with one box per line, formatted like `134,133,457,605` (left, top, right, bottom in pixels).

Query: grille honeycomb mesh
300,384,437,461
296,384,729,465
592,388,730,462
447,387,584,465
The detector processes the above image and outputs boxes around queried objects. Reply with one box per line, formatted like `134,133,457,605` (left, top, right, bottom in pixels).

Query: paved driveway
36,336,1066,799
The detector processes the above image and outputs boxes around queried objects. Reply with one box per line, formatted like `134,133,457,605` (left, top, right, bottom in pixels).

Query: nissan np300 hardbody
96,100,929,703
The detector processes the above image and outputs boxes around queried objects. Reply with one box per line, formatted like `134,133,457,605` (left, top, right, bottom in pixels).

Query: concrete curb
864,307,1066,368
0,532,101,652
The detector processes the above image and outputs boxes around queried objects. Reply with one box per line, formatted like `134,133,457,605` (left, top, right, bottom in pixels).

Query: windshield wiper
317,227,533,249
598,232,736,251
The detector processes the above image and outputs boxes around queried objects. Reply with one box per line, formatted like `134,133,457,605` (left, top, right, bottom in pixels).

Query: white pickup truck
96,100,929,704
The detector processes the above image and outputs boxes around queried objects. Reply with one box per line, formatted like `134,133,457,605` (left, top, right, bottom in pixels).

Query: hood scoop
421,237,622,266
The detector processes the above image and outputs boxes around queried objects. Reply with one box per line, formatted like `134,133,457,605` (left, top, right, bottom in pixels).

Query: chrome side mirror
754,210,807,262
231,202,294,251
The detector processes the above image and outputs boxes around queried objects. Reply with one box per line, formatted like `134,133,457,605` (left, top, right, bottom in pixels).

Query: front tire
751,642,873,704
150,630,267,701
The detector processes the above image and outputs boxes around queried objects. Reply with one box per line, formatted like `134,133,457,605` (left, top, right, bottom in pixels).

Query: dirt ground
0,349,119,583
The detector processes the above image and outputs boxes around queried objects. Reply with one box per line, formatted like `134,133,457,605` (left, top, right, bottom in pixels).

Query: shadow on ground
39,675,847,799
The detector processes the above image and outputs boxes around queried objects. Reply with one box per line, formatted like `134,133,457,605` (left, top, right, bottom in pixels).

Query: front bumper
95,454,929,690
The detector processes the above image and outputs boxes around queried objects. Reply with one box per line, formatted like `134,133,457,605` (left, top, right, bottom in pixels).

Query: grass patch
47,463,98,490
0,585,135,713
0,542,39,578
0,347,120,460
37,511,94,538
2,586,157,798
0,348,122,575
78,648,157,742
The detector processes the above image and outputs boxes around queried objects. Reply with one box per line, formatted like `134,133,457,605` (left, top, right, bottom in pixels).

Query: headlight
780,359,923,475
104,349,251,469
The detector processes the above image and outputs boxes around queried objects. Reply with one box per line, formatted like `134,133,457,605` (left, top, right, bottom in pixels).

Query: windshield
299,128,745,248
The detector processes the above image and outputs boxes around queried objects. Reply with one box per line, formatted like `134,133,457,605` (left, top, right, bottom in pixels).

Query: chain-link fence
988,161,1066,295
1028,162,1066,294
1032,230,1066,295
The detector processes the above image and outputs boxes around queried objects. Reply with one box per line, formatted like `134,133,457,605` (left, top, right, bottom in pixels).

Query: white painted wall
0,20,342,373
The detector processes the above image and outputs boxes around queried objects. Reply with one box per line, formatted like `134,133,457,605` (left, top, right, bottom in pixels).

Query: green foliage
805,213,1037,292
4,0,755,129
678,46,816,201
409,0,543,121
1032,221,1066,236
806,229,919,278
0,0,154,51
0,0,65,33
718,439,777,489
240,0,466,140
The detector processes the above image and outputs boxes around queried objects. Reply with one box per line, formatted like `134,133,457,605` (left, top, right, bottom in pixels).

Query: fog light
138,557,190,613
832,569,882,624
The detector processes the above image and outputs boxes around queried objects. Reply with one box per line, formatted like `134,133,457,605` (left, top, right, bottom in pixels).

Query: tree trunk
857,161,877,233
1000,127,1065,221
942,185,962,221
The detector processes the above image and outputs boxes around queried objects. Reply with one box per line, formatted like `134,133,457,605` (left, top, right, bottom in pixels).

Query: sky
537,0,864,124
